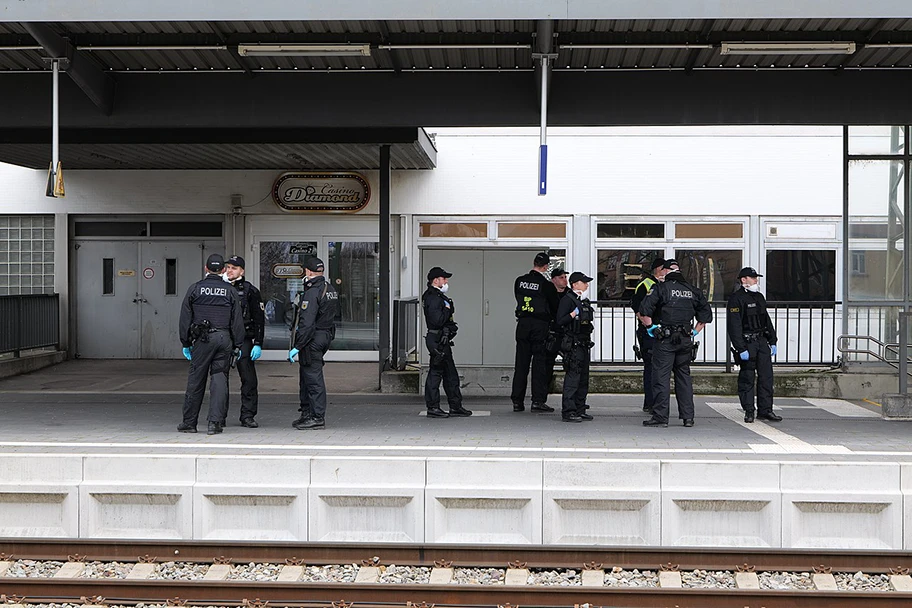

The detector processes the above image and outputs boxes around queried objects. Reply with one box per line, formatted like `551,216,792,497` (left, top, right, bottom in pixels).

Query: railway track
2,540,912,607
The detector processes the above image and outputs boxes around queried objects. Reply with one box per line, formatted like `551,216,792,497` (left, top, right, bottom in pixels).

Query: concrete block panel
310,457,425,542
0,455,81,537
426,458,542,544
195,456,309,541
902,465,912,550
543,459,660,545
81,456,195,539
662,461,781,547
782,462,901,549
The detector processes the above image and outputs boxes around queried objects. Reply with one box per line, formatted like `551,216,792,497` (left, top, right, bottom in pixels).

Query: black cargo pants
298,330,332,419
232,338,259,421
511,317,550,406
182,329,232,426
738,336,774,416
425,334,463,410
650,331,695,423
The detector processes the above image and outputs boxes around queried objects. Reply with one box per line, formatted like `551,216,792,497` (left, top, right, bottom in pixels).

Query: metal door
75,241,141,358
138,241,206,358
482,249,539,365
421,250,484,365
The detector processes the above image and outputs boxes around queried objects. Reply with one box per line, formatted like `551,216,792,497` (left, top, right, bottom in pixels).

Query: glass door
327,240,380,351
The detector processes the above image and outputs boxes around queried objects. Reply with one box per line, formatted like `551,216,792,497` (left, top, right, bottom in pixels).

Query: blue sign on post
538,144,548,196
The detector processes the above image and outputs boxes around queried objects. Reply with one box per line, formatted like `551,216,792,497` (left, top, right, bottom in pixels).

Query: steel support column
379,145,392,380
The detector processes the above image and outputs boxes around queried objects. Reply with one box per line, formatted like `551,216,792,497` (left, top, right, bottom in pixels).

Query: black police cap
651,257,666,270
427,266,453,281
305,257,325,272
738,266,763,278
206,253,224,273
550,267,568,278
569,271,594,284
533,252,550,266
226,255,245,269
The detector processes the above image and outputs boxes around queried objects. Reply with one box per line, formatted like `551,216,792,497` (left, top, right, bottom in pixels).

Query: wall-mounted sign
142,267,155,280
272,172,371,213
289,243,317,256
272,263,305,279
118,269,136,277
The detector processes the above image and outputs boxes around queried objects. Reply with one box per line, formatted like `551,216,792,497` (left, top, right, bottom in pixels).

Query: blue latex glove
770,344,777,357
574,307,580,316
740,350,749,361
182,347,192,361
250,345,262,361
692,329,699,337
288,348,299,363
646,324,660,338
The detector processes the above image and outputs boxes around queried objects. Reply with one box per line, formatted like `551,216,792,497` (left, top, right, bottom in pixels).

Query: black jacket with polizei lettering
726,287,778,352
422,285,458,334
179,273,246,348
231,278,266,346
639,273,713,328
513,270,559,322
293,275,338,351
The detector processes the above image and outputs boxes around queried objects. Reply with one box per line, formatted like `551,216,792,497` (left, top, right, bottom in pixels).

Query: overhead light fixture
721,41,856,55
237,44,371,57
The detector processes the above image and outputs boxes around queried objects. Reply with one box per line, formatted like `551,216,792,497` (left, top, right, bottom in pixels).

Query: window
165,259,177,295
419,223,487,238
75,222,147,237
597,249,664,300
674,249,742,301
766,250,836,301
497,222,566,238
675,223,743,239
851,252,866,276
102,258,114,295
597,223,664,239
150,221,222,237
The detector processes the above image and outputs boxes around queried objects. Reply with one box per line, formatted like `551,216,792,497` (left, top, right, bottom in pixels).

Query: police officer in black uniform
545,267,570,391
289,257,338,430
178,254,245,435
511,252,559,413
556,272,595,422
630,257,666,415
422,266,473,419
223,255,265,428
639,259,713,428
727,267,783,423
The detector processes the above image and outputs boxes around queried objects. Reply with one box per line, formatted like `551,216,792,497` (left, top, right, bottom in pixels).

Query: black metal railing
392,297,420,370
593,300,841,367
0,294,60,356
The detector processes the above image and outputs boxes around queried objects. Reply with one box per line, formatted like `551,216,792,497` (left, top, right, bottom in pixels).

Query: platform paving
0,361,906,461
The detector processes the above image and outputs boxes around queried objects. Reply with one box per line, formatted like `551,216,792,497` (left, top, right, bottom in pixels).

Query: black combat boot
177,422,197,433
426,407,449,418
300,416,325,430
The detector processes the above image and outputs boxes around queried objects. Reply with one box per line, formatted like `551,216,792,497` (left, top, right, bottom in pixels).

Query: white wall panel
0,455,81,537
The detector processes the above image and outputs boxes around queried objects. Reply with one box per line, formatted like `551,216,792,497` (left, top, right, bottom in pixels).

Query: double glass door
256,237,379,355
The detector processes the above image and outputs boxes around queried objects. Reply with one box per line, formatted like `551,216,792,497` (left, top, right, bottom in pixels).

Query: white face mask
745,283,760,293
438,283,449,294
575,288,589,299
221,272,231,282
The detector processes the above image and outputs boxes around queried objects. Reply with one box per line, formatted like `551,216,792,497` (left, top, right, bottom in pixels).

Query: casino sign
272,172,371,213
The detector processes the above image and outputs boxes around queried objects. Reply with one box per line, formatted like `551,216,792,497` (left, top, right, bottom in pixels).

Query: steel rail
3,579,912,608
1,539,911,572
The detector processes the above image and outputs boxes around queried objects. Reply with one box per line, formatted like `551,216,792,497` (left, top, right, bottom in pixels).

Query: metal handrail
837,334,911,374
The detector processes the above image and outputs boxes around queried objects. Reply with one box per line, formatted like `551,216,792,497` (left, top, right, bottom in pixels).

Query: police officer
289,257,338,430
727,267,783,423
178,253,245,435
422,266,473,418
639,259,713,428
545,267,570,392
630,257,666,415
223,255,265,428
511,252,559,413
556,272,595,422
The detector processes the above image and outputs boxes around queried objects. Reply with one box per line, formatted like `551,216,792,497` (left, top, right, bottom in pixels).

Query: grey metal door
138,241,205,358
75,240,141,358
482,249,539,365
421,250,484,365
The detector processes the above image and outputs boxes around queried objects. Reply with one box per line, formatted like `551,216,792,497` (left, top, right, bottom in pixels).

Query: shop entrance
74,239,222,358
421,249,538,366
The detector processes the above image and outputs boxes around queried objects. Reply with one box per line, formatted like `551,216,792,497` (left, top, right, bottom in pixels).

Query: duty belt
427,329,442,335
743,331,765,341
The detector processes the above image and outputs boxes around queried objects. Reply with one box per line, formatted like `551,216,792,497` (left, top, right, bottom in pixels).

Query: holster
691,340,700,362
189,320,211,345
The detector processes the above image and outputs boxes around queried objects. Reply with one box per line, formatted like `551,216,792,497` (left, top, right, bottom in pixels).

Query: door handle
485,300,489,316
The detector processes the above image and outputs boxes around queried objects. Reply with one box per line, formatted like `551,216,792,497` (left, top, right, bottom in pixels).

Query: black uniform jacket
422,286,458,335
630,275,657,314
556,290,595,337
231,278,266,346
639,273,713,327
727,287,778,353
293,275,338,351
179,273,245,348
514,270,559,323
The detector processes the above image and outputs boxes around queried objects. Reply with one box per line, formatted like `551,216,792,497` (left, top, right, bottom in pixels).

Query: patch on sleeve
729,307,740,313
260,302,265,311
301,301,309,310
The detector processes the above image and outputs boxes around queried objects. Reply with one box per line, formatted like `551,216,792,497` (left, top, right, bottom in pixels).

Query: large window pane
765,250,836,301
328,241,380,350
596,249,663,301
674,250,742,301
848,160,904,300
259,241,318,350
848,126,905,156
597,223,664,238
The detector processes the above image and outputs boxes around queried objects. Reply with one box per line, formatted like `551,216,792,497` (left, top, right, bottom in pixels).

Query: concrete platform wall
1,455,910,549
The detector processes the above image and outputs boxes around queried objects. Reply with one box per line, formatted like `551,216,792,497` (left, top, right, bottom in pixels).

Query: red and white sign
142,267,155,280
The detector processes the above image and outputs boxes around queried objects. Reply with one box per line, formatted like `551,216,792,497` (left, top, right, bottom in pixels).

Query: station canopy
1,9,912,169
